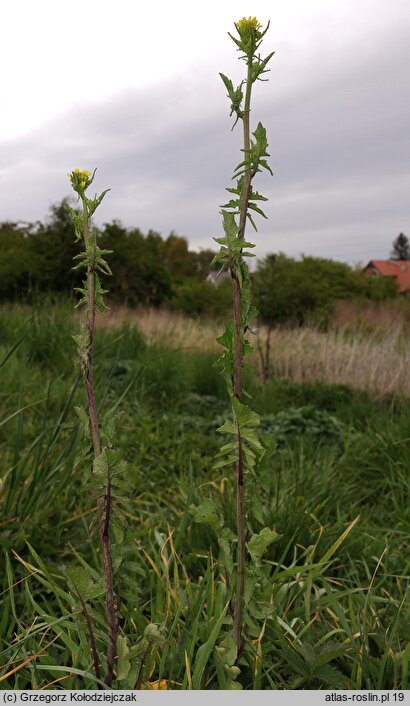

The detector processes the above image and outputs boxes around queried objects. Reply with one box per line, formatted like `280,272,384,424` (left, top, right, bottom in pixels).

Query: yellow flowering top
67,168,92,193
236,16,261,32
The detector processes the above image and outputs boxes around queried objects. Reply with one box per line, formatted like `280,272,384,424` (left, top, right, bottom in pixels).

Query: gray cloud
0,27,409,264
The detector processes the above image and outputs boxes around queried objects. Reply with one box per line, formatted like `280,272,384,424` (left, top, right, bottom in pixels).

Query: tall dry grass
332,298,410,337
97,306,410,398
97,306,221,350
262,326,409,397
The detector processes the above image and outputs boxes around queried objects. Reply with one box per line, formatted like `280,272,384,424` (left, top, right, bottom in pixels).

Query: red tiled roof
363,260,410,293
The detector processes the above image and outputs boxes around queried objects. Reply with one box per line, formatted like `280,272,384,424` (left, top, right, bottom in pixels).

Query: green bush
99,221,172,306
253,253,399,327
169,278,231,318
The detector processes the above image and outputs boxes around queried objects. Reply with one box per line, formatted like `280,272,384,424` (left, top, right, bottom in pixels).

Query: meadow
1,301,409,690
1,13,409,693
98,303,410,397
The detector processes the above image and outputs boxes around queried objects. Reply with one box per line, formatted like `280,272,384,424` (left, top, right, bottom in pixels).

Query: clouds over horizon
1,6,409,264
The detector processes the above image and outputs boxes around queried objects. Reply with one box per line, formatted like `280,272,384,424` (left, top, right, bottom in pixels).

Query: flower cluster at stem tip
67,168,92,194
236,16,261,33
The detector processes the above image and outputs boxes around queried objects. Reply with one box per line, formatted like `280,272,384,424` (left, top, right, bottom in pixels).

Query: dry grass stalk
84,305,410,398
96,306,221,351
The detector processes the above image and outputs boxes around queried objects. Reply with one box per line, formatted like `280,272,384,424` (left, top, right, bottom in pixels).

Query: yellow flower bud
237,16,261,32
67,168,93,194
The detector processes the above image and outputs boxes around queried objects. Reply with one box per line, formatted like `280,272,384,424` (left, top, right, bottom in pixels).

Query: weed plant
0,18,409,691
191,16,277,660
66,168,122,687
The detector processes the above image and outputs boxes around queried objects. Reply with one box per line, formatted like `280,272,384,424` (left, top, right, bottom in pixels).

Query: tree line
0,199,400,324
0,199,227,315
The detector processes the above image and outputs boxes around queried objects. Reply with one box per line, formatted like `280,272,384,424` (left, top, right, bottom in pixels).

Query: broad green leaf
215,441,237,457
93,449,109,476
213,455,237,470
314,642,348,667
65,568,104,600
116,634,131,681
66,567,92,598
219,72,233,94
221,209,238,239
74,405,90,437
216,418,237,435
231,396,260,428
248,527,281,561
253,122,268,153
251,492,264,524
217,321,235,350
144,623,165,643
189,498,220,530
241,428,264,450
215,634,237,667
259,158,273,175
242,444,257,473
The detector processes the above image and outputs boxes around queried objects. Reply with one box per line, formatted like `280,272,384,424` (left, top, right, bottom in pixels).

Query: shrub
254,253,399,327
169,278,231,318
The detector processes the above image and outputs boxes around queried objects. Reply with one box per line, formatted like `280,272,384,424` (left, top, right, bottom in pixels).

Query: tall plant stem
85,269,100,457
238,60,253,240
82,198,117,687
232,59,253,652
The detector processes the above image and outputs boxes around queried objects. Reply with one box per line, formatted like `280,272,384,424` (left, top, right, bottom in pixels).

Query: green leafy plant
66,168,128,687
190,16,276,658
282,641,348,689
216,15,275,654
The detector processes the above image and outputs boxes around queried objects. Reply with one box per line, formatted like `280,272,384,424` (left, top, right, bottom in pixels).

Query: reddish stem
82,211,117,687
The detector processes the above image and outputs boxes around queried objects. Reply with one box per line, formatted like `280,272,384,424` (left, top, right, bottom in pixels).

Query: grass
0,301,409,689
4,301,410,397
95,304,410,397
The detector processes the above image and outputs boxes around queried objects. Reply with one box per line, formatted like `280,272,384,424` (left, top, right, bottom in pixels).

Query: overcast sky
1,0,409,263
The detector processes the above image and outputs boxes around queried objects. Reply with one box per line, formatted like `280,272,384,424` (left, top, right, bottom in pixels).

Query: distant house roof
363,260,410,293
